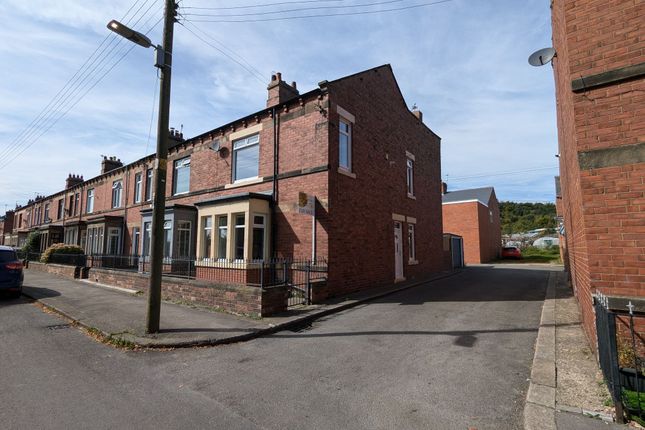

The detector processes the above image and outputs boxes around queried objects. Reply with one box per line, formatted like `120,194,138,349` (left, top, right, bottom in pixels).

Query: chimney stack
267,72,299,108
441,182,448,195
412,105,423,122
65,173,84,189
101,156,123,174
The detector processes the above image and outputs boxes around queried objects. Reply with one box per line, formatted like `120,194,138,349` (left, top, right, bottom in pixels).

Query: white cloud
0,0,559,213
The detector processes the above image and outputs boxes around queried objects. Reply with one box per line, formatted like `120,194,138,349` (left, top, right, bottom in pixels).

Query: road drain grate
46,323,71,331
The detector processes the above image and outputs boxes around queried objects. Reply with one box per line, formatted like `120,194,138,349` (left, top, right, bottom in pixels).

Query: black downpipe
271,107,280,258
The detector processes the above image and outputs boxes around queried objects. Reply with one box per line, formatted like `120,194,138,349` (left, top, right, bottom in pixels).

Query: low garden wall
85,267,288,317
27,261,80,279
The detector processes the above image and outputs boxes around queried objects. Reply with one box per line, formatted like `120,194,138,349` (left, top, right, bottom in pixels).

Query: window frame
201,216,213,260
406,157,414,197
177,220,192,259
339,117,352,172
217,215,228,260
232,134,260,183
407,224,416,263
252,214,266,261
134,172,142,203
86,189,95,214
172,157,191,195
233,213,245,260
145,168,153,202
111,180,123,209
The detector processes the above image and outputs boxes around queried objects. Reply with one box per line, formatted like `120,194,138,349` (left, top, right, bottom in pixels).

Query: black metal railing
595,292,645,425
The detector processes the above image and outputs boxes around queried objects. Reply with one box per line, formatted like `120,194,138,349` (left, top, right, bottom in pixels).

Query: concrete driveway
1,264,550,430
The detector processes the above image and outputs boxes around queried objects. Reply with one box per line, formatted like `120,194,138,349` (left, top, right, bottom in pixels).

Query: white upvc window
233,134,260,182
217,215,228,260
408,224,416,263
134,172,142,203
112,180,123,208
406,158,414,196
252,214,266,260
234,213,245,260
132,227,140,255
86,189,94,214
173,157,191,195
339,118,352,171
145,168,153,201
202,216,213,259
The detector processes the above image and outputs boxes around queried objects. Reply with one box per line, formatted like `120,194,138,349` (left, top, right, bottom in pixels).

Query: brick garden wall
86,267,287,317
27,261,80,279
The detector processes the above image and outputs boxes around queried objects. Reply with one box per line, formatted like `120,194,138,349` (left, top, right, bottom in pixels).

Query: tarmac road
0,265,549,430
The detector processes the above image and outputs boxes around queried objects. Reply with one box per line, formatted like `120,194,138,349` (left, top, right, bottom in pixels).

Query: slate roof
441,187,495,206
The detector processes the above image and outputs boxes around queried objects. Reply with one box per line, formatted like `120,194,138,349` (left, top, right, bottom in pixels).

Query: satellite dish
210,140,221,152
529,47,556,66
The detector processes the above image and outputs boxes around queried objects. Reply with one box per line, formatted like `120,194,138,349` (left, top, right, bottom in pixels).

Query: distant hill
499,202,556,235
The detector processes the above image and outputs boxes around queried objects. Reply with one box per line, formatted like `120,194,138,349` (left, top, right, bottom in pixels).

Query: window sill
408,259,419,265
225,177,264,189
337,167,356,179
173,191,189,197
195,259,265,269
407,193,416,200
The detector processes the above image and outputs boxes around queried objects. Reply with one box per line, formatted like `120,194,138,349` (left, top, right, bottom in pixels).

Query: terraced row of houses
2,65,449,308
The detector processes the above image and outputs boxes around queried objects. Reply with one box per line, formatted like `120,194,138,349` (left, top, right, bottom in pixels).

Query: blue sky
0,0,558,216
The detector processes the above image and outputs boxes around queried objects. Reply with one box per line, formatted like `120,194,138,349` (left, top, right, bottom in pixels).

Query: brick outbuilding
441,186,501,264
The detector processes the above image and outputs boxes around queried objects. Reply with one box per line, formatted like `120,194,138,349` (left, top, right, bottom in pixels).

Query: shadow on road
22,286,62,300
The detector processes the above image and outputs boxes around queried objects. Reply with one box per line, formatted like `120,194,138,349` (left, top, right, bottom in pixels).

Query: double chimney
267,72,299,108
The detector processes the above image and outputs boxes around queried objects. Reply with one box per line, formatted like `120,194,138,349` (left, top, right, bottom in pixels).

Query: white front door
394,222,404,280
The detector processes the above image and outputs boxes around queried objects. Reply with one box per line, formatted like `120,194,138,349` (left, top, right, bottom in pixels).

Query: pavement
4,264,550,430
523,270,628,430
20,268,459,348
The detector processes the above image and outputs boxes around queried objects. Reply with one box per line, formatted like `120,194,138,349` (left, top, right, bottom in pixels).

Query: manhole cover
46,323,71,331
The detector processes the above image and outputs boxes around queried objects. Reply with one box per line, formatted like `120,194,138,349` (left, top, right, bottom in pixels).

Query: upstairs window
173,157,190,195
57,199,64,220
86,189,94,214
134,172,142,203
406,158,414,196
74,193,80,215
339,118,352,171
112,180,123,208
145,168,153,201
44,203,50,222
233,134,259,182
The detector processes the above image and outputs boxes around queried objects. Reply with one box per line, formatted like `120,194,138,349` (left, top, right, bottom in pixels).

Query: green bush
40,243,85,264
21,231,41,254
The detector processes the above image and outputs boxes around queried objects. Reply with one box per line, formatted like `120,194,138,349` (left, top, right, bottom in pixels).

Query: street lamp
107,0,176,334
107,20,153,48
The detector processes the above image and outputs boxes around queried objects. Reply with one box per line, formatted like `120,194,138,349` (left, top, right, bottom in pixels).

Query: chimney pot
276,72,282,81
441,182,448,195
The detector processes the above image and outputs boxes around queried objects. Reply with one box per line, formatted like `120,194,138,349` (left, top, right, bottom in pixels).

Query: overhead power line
182,0,405,18
445,166,559,181
0,15,164,171
0,0,161,166
178,21,267,83
182,0,346,10
184,0,452,23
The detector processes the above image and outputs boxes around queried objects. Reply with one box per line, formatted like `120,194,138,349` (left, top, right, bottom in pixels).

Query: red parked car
501,246,522,259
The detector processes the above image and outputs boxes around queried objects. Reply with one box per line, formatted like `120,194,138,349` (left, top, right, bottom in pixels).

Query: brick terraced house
441,185,501,264
7,65,446,314
551,0,644,345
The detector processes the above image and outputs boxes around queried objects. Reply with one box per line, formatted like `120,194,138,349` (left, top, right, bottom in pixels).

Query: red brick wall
27,261,79,279
86,267,287,317
325,66,444,293
551,0,645,348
